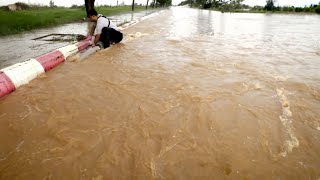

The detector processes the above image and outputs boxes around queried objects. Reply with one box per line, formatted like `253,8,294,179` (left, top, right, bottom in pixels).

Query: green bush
15,2,30,10
315,6,320,13
303,7,311,12
0,6,8,11
295,7,303,12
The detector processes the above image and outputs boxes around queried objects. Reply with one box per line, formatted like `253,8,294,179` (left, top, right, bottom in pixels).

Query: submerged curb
0,10,164,98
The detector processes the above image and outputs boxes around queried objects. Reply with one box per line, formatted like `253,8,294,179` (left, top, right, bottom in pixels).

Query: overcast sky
0,0,319,7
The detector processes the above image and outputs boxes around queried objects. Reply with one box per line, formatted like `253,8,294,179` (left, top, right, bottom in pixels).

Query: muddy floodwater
1,7,320,179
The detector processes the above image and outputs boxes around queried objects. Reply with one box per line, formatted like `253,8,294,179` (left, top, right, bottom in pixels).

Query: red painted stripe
76,41,90,52
0,72,16,98
35,50,65,72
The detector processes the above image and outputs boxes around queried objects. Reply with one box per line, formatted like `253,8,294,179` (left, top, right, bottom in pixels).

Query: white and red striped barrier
0,10,164,99
0,41,88,98
0,72,16,97
1,59,44,87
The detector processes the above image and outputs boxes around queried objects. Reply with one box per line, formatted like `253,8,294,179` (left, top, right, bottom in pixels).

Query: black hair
88,9,98,17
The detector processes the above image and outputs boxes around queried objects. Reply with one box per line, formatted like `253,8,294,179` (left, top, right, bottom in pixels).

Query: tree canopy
265,0,275,11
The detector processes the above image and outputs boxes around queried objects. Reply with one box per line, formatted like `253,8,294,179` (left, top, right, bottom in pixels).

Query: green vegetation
178,0,249,11
155,0,172,7
249,2,320,13
142,0,171,8
265,0,274,11
178,0,320,14
0,5,147,36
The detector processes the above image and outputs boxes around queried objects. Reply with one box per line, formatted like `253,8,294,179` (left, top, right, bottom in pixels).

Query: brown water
1,7,320,179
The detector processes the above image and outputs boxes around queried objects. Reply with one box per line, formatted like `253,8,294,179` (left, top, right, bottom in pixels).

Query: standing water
0,7,320,179
0,9,162,69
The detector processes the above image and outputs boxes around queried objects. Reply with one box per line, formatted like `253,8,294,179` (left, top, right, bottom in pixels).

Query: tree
146,0,149,9
156,0,171,7
178,0,245,11
315,5,320,13
85,0,95,17
217,0,245,12
49,0,55,7
195,0,206,7
178,0,189,6
232,0,244,9
265,0,275,11
152,0,156,8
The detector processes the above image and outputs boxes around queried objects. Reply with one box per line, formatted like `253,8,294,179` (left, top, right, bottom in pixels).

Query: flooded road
0,9,162,69
1,7,320,179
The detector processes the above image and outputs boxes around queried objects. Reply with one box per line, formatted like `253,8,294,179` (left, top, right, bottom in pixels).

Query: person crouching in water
88,9,123,48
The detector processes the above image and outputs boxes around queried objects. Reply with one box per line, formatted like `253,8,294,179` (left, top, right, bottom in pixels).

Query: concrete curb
0,10,164,98
0,43,84,97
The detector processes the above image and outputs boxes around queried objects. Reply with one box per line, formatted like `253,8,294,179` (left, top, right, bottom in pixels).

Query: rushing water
0,9,162,69
0,7,320,179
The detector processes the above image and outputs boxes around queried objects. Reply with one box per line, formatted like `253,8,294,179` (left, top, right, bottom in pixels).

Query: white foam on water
125,32,150,42
242,83,249,90
166,36,182,42
15,140,24,152
242,82,262,92
276,88,299,157
274,75,289,81
214,68,232,74
254,82,262,90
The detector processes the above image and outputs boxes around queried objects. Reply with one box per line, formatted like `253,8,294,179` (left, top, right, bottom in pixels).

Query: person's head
88,9,98,22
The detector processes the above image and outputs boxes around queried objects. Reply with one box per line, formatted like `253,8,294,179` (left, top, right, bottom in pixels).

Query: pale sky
0,0,319,7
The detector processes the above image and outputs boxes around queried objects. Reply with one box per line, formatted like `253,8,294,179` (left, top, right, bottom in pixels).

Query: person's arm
87,23,96,46
93,34,101,46
89,24,96,36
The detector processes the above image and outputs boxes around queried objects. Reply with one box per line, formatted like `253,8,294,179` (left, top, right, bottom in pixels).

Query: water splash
276,88,299,157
